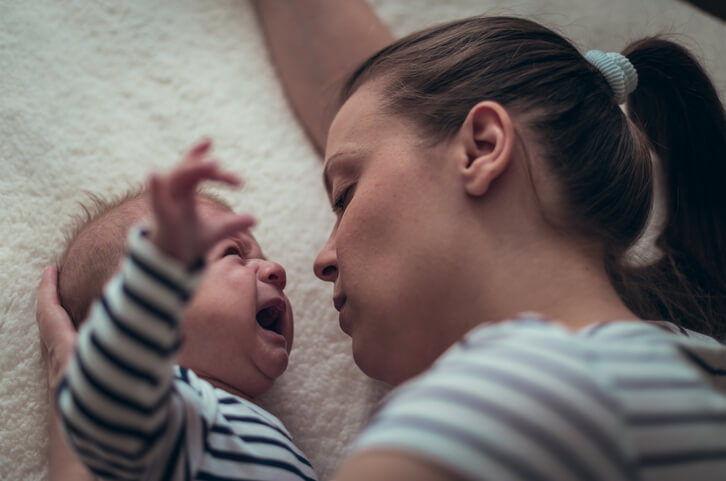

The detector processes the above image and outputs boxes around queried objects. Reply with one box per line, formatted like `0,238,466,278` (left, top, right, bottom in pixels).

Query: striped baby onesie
57,227,317,481
353,317,726,481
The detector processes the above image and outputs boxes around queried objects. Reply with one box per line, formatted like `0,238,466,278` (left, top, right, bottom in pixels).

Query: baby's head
58,189,294,399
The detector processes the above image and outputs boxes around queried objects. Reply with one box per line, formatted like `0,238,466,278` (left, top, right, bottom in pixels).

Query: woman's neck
471,235,641,331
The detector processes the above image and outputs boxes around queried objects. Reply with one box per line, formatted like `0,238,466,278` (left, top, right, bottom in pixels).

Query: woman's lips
333,294,347,312
337,302,353,336
333,292,351,335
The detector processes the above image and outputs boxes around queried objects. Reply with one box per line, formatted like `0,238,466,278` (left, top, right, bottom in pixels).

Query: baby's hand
148,138,256,266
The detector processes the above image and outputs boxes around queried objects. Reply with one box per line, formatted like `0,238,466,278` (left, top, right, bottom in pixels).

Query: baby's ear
456,101,515,197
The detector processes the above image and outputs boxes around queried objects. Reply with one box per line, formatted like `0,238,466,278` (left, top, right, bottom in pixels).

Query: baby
55,139,318,481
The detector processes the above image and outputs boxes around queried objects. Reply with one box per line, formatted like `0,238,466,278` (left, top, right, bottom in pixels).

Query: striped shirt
353,317,726,481
57,227,317,481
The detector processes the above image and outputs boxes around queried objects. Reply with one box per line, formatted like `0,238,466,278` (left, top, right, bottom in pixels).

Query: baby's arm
48,395,97,481
54,139,254,480
146,138,255,265
253,0,393,153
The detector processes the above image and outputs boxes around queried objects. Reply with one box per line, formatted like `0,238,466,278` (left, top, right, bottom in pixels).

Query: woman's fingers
36,266,77,390
36,267,71,348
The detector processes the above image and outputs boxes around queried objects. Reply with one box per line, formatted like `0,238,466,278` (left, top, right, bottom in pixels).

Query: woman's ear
457,101,514,197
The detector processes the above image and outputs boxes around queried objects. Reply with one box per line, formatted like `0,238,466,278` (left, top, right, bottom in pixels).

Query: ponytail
616,37,726,339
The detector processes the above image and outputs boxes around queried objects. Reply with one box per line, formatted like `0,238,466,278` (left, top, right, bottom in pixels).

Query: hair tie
584,50,638,104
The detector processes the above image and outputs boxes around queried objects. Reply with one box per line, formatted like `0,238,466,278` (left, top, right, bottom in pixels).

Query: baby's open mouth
256,301,284,335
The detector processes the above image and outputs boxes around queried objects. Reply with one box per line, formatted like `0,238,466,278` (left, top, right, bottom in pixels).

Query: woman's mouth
333,294,347,312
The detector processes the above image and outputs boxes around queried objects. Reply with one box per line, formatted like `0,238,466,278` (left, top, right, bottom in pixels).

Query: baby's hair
57,185,233,329
342,16,726,339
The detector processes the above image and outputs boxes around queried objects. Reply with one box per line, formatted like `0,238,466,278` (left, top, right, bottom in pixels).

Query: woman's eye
333,186,354,214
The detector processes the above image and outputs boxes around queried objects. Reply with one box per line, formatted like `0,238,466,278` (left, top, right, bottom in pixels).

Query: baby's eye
222,245,246,260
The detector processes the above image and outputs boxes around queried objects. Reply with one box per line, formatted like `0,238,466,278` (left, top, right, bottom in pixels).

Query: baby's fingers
182,138,213,163
168,161,242,201
203,213,258,248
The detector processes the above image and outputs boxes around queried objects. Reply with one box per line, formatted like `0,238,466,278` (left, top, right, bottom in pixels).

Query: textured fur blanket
0,1,723,479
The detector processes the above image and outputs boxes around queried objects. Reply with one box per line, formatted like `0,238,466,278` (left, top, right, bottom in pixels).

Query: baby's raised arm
54,140,253,480
147,138,255,266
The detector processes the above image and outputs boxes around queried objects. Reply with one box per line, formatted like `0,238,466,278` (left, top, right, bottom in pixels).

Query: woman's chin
352,340,389,384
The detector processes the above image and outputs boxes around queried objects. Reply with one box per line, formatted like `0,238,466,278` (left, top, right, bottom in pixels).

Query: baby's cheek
212,264,258,311
202,260,255,291
224,266,258,298
182,263,257,331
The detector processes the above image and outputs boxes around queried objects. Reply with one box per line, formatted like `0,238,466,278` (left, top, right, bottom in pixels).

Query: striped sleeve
56,225,204,481
351,324,634,481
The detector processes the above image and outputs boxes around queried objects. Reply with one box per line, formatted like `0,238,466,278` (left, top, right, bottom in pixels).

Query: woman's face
314,81,478,385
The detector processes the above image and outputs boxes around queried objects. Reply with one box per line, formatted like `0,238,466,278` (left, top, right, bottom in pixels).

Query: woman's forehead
325,81,388,159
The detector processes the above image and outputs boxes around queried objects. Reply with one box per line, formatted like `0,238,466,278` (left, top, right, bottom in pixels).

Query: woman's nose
313,234,338,283
256,260,287,290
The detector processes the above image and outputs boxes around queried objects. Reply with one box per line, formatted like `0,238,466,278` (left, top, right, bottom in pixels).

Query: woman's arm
37,267,96,481
252,0,393,154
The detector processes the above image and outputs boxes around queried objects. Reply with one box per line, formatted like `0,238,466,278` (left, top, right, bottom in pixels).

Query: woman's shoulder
436,316,726,411
352,317,726,481
354,318,632,481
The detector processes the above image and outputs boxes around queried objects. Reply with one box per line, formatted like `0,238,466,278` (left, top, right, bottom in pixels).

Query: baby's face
177,199,294,400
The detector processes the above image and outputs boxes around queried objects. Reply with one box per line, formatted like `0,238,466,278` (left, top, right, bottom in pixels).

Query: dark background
683,0,726,21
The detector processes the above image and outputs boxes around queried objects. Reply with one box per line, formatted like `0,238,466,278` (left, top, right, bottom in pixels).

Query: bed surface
0,1,723,479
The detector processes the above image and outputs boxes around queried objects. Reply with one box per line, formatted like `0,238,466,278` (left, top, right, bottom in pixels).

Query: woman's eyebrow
322,152,348,194
323,148,368,193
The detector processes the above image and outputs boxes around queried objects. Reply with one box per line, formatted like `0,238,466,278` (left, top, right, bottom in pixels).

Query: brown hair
57,187,147,328
57,187,232,328
342,16,726,339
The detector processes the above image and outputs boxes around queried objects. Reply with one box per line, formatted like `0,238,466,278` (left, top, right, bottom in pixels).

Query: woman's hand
148,138,256,266
37,266,96,481
37,266,77,392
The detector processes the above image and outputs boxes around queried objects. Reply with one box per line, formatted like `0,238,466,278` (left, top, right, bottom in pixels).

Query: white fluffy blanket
0,1,723,480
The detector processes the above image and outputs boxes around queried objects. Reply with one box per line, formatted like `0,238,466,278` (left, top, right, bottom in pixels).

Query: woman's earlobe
458,101,514,197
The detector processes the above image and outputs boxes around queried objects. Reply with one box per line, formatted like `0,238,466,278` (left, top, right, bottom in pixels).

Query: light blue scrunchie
584,50,638,104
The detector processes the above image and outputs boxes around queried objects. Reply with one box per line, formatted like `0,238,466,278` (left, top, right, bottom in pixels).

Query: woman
39,2,726,480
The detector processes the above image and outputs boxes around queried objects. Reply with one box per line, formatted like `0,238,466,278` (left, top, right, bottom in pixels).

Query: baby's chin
232,346,290,399
259,344,290,381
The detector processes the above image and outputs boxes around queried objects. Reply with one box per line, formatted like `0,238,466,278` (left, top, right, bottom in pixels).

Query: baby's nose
255,260,287,290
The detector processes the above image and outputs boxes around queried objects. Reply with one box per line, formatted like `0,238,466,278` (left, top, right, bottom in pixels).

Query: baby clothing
56,227,317,481
353,316,726,481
